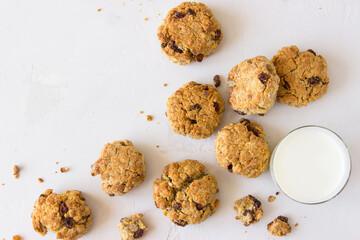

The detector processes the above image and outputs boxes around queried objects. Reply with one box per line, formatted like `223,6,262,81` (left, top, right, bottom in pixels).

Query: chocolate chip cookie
153,159,219,226
118,213,148,240
31,189,92,240
158,2,223,65
215,118,270,178
91,140,146,196
234,195,263,226
267,216,292,236
227,56,280,115
166,81,225,139
272,45,329,107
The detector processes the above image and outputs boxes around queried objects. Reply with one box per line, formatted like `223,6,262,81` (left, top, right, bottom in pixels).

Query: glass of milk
270,126,351,204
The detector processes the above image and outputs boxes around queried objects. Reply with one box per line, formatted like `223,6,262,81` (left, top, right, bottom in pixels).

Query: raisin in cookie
215,118,270,178
234,195,263,226
267,216,292,236
118,213,148,240
227,56,280,115
272,45,329,107
91,140,146,196
166,81,225,139
158,2,222,65
153,159,219,227
31,189,92,240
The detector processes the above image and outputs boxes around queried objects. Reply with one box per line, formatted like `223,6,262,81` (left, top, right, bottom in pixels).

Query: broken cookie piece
118,213,148,240
267,216,292,236
234,195,263,226
13,165,20,179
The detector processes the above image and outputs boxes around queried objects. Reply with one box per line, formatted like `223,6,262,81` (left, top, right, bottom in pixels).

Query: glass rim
270,125,352,205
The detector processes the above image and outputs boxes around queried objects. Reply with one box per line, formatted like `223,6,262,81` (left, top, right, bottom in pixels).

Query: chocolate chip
283,80,290,90
234,110,246,115
204,86,209,90
213,102,220,112
189,119,197,124
154,201,159,208
213,75,221,87
40,194,46,198
277,216,288,223
247,125,260,137
276,192,280,195
307,49,316,56
174,219,188,227
254,199,261,208
119,142,126,146
240,118,250,125
59,202,68,215
189,104,201,110
174,12,185,18
187,9,196,16
195,203,204,210
258,73,269,84
227,164,233,173
109,193,115,197
172,202,182,211
309,76,321,85
133,229,144,238
258,113,264,116
161,42,167,48
195,54,204,62
63,217,74,229
214,30,221,40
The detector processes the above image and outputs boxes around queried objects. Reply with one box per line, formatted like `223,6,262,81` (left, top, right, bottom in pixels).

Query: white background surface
0,0,359,239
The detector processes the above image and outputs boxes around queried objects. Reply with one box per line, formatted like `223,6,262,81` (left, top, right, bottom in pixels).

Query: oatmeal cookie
91,140,146,196
215,118,270,178
234,195,263,226
272,45,329,107
158,2,222,65
166,81,225,139
267,216,292,236
31,189,92,240
228,56,280,115
153,159,219,226
118,213,148,240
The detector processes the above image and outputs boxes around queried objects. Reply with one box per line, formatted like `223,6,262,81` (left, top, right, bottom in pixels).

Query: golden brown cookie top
234,195,263,226
118,213,148,240
153,159,219,226
91,140,146,196
228,56,280,115
166,81,225,139
215,118,270,178
272,45,329,107
31,189,92,240
267,216,292,237
158,2,222,65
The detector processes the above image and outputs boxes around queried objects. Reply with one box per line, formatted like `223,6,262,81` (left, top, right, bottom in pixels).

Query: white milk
271,126,351,204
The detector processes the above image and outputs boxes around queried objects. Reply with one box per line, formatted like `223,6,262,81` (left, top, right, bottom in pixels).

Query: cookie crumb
97,8,102,12
156,145,159,148
55,171,58,174
146,115,153,121
268,195,276,202
1,183,4,186
38,178,44,183
295,223,299,227
13,165,20,179
13,235,22,240
56,162,59,165
139,111,144,114
163,83,168,87
244,231,247,234
144,17,148,21
276,192,280,195
60,167,69,173
213,75,221,87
